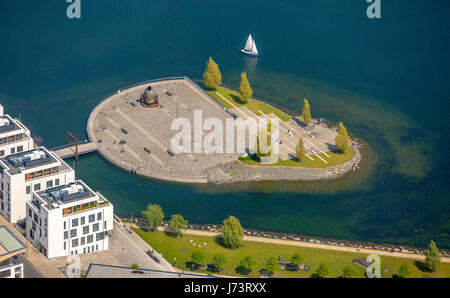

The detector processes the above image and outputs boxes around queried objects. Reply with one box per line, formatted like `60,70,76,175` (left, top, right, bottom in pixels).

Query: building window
34,183,40,191
83,225,89,235
96,232,104,241
55,179,60,186
17,146,23,152
80,216,85,225
97,212,102,221
81,237,85,245
89,214,95,223
64,242,66,250
93,223,99,232
64,221,67,230
72,239,78,247
64,231,68,240
28,208,32,217
0,150,4,157
70,229,77,238
10,148,15,154
104,221,107,229
26,186,31,194
72,218,78,227
87,235,93,244
46,180,53,188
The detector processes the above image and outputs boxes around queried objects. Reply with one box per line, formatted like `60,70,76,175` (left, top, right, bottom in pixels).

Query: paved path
153,226,450,264
0,215,66,278
114,222,174,272
53,142,98,159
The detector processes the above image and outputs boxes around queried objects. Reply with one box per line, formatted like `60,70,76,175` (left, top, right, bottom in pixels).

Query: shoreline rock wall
206,140,363,184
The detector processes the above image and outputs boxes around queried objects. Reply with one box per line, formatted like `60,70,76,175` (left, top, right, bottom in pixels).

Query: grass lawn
133,228,450,278
240,149,355,169
204,86,292,122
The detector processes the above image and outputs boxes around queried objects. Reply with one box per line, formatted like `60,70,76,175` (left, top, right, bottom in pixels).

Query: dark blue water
0,0,449,248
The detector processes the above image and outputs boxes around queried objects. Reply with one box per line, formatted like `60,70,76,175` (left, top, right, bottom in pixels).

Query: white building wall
26,195,114,259
5,169,76,223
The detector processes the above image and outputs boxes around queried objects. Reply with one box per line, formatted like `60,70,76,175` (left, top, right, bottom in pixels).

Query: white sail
244,35,253,51
251,37,258,54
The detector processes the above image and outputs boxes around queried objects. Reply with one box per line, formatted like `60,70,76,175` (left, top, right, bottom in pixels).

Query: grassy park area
133,228,450,278
239,148,355,168
204,86,292,121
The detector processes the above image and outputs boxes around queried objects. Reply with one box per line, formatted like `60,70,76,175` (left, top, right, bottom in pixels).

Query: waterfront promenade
84,77,361,184
148,225,450,264
86,77,241,183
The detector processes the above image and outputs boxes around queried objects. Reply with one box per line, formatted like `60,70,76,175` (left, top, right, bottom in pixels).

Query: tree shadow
309,274,322,278
164,230,178,238
186,261,198,271
414,261,431,273
259,269,273,277
230,94,246,105
235,266,251,275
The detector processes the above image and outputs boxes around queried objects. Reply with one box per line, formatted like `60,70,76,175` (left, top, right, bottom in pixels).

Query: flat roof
85,264,212,278
0,226,27,261
37,181,97,209
2,147,58,171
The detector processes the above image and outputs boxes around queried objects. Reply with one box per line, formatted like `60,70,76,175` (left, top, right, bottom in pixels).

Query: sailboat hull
240,49,258,57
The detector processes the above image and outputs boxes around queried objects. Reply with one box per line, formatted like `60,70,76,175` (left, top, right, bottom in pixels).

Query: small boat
241,34,258,56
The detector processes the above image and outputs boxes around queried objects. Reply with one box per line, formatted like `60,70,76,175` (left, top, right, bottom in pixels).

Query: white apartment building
0,114,33,158
0,147,75,223
25,180,114,258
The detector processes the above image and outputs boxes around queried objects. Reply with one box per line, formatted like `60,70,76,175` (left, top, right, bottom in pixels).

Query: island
86,60,361,184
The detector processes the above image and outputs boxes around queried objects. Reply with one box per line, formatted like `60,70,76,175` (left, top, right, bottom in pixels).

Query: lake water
0,0,448,248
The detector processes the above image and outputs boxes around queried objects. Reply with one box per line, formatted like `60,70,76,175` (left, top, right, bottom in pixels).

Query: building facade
0,114,33,159
25,180,113,259
0,147,75,223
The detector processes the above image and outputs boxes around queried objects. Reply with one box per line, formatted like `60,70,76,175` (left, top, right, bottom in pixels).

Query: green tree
424,240,441,272
169,214,188,238
131,263,139,269
342,265,357,278
239,255,256,273
211,253,227,271
203,57,222,90
335,122,350,153
239,71,253,103
191,249,205,265
221,216,244,248
295,136,306,161
315,263,330,278
290,252,305,266
301,98,311,124
264,257,279,276
397,263,411,278
141,204,164,231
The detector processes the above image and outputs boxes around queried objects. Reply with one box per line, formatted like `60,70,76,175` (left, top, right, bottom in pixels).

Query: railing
49,139,91,151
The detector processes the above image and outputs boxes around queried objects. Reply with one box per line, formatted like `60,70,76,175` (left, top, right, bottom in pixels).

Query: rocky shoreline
205,140,363,184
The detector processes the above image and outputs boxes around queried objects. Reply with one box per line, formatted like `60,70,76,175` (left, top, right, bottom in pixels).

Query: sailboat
241,34,258,56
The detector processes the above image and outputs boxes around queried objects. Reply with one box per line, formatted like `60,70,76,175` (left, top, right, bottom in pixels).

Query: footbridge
51,132,98,159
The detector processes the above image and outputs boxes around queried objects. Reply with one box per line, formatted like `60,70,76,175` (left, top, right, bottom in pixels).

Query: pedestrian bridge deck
53,142,98,159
